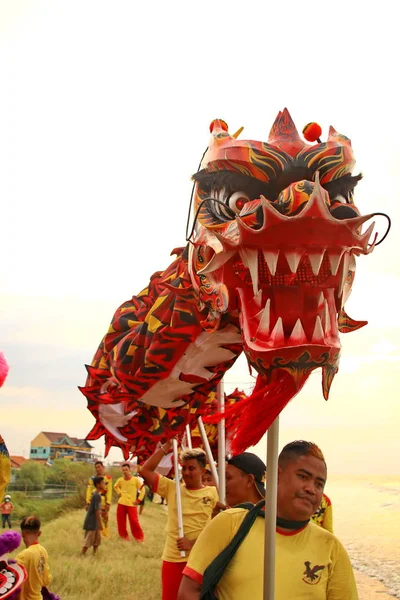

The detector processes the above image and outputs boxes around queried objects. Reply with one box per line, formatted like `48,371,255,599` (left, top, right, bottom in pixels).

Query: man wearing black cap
178,442,358,599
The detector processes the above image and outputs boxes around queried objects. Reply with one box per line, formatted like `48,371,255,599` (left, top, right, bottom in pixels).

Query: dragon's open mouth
233,248,350,351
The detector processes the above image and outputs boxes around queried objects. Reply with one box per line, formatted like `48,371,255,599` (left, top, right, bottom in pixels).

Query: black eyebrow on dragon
322,173,363,201
192,169,274,199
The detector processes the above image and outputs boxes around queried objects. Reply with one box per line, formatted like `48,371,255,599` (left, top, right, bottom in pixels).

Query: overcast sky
1,1,399,475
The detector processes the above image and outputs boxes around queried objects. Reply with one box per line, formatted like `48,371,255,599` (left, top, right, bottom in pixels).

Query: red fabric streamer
204,371,310,454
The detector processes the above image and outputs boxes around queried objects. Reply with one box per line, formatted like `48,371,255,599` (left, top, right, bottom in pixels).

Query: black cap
228,452,266,498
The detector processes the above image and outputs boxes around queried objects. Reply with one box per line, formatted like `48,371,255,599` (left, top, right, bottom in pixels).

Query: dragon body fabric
81,109,382,457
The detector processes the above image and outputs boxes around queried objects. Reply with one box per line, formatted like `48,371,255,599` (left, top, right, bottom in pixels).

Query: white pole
172,438,186,558
197,416,219,490
263,417,279,600
217,381,226,504
185,424,193,449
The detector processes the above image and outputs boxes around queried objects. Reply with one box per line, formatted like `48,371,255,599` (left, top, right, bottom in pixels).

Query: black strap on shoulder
200,500,265,599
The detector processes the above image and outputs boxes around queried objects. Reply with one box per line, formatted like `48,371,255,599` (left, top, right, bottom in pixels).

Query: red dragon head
188,109,383,401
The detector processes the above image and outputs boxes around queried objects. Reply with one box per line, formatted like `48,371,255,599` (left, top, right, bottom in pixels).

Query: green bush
15,461,45,490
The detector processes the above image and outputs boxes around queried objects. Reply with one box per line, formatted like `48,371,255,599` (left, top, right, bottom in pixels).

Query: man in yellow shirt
16,516,53,600
141,443,218,600
114,463,145,542
178,442,358,600
86,460,112,538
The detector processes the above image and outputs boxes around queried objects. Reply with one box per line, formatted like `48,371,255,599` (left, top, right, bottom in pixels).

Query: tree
15,461,45,490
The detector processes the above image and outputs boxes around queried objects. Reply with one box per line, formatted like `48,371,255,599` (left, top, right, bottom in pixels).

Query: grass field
13,501,168,600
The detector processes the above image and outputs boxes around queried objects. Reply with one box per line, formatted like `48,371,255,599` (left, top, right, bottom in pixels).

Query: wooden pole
217,381,226,504
197,416,219,490
185,424,193,450
263,417,279,600
172,438,186,558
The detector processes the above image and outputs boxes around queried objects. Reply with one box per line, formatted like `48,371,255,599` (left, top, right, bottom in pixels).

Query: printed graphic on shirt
37,555,45,575
202,496,213,505
302,561,326,585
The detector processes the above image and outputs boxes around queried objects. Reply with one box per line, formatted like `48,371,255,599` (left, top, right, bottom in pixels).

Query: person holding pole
140,441,218,600
178,442,358,600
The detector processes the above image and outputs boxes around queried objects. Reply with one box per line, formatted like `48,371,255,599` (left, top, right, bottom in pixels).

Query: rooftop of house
35,432,94,448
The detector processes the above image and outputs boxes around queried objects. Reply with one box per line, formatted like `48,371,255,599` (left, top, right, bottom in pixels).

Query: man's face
225,464,252,507
277,454,326,521
122,466,131,479
181,459,204,488
95,463,104,476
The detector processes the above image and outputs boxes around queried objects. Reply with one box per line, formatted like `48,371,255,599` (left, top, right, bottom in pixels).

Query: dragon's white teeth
263,250,280,276
288,318,307,344
270,316,284,344
285,250,303,274
311,316,325,343
317,291,324,307
239,248,259,294
338,253,350,299
239,250,249,268
253,289,263,307
253,309,264,322
246,249,259,295
308,250,325,276
327,250,344,276
323,300,330,333
256,298,271,336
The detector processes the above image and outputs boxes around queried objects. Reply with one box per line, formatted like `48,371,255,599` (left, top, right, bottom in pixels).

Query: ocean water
328,476,400,598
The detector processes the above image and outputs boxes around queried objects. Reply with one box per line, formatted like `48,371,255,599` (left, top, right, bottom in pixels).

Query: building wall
30,432,52,460
31,432,51,447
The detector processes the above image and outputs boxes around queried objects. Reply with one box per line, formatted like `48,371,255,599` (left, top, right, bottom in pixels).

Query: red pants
161,560,186,600
116,503,144,541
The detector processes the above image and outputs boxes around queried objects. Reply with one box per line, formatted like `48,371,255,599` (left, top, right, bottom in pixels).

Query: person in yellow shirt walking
141,443,218,600
16,516,55,600
114,463,145,542
86,461,112,538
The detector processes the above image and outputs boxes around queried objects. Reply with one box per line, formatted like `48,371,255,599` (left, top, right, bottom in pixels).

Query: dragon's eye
228,191,250,214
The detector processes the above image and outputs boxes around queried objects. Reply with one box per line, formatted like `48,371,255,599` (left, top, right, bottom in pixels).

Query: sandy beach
327,476,400,599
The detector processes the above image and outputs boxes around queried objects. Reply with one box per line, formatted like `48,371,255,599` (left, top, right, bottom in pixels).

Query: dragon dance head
188,108,382,399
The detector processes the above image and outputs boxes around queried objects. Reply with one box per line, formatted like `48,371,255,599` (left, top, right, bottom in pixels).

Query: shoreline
355,568,398,599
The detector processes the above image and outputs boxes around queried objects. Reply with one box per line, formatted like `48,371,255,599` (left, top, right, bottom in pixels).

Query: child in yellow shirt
16,516,57,600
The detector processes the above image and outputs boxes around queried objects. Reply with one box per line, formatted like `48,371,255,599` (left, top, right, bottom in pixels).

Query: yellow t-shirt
155,474,218,563
86,473,113,507
184,508,358,600
17,543,51,600
114,476,145,506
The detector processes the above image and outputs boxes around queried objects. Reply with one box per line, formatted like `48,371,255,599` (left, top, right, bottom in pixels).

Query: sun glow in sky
1,1,399,474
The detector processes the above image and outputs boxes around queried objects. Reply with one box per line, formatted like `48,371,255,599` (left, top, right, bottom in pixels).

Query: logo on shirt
302,561,325,585
37,555,45,575
202,497,212,505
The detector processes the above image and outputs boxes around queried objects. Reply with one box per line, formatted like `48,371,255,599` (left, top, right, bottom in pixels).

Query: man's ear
247,474,255,489
277,466,282,482
38,531,42,538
